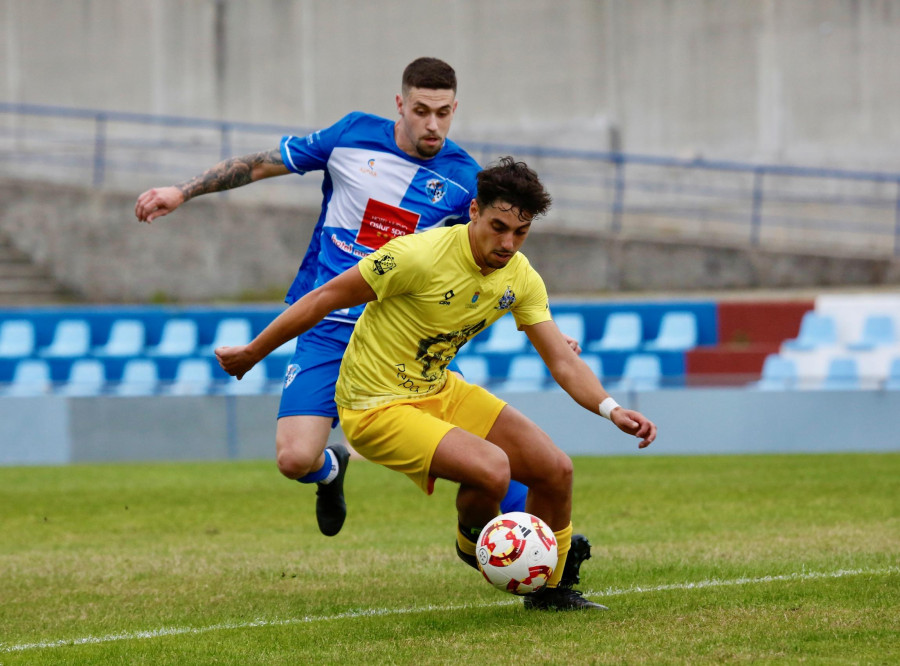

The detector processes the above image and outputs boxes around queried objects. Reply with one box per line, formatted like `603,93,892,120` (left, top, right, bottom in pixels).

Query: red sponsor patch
356,199,421,250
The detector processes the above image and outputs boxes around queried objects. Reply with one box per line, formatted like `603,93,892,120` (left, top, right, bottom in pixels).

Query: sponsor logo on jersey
439,289,455,305
426,178,446,204
360,158,377,176
373,254,397,275
357,198,421,250
466,291,481,309
495,286,516,310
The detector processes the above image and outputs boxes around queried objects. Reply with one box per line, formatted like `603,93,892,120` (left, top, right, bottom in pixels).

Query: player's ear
395,93,404,115
468,199,479,221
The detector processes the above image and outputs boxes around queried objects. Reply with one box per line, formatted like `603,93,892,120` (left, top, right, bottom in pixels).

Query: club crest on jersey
373,253,396,275
426,179,446,204
495,286,516,310
284,364,300,389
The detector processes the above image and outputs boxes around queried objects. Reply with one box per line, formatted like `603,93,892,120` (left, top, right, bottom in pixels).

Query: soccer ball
476,511,558,595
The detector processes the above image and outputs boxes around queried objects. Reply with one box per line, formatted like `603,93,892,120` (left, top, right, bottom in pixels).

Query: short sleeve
511,267,552,328
280,113,356,174
357,234,430,301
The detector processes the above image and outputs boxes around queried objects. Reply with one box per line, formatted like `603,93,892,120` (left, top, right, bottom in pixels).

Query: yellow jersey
335,223,552,410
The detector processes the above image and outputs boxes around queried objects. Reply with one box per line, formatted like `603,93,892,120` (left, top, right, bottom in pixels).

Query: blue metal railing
3,102,900,257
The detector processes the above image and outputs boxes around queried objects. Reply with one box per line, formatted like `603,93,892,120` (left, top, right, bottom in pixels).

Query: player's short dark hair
476,157,552,220
402,57,457,95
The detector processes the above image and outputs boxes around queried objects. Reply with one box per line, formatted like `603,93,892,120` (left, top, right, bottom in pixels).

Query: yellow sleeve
358,234,430,301
511,265,552,328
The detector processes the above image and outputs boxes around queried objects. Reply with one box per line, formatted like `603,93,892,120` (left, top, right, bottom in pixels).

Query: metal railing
3,102,900,257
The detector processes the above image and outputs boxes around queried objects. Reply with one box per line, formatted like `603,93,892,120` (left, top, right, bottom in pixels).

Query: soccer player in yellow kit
217,157,657,610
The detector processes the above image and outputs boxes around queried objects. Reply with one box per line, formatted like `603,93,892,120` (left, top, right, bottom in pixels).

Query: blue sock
500,480,529,513
297,449,335,484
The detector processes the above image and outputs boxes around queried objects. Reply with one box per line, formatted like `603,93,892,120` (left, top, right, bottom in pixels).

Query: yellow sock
546,522,573,588
456,523,479,558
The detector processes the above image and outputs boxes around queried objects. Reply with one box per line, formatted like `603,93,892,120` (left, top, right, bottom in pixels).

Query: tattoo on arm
176,149,283,201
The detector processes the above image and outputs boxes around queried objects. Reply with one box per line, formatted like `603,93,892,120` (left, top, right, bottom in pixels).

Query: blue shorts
278,318,464,426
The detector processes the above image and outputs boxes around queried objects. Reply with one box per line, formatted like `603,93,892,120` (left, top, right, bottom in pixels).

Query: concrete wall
2,388,898,466
1,180,898,302
3,0,900,171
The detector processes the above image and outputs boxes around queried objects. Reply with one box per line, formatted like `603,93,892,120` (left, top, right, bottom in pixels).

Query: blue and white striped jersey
280,111,480,323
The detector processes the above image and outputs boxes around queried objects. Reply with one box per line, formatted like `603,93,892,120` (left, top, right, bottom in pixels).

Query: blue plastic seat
94,319,146,357
474,316,528,354
496,355,547,392
587,312,642,352
167,358,214,396
884,358,900,390
203,318,253,354
644,312,698,351
222,362,268,395
848,314,897,350
0,320,36,358
782,312,838,351
40,319,91,358
114,359,159,397
59,359,106,397
754,354,797,390
821,357,860,390
147,319,199,357
454,355,490,386
4,359,52,396
617,354,661,391
554,313,585,347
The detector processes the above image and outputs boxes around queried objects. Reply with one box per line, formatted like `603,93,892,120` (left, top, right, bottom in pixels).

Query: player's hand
215,345,258,380
610,408,657,449
562,333,581,355
134,186,185,223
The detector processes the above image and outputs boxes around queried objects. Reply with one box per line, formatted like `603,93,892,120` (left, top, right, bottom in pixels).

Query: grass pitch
0,453,897,664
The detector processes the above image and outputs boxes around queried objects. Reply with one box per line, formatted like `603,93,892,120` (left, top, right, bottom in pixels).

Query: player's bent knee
275,439,324,479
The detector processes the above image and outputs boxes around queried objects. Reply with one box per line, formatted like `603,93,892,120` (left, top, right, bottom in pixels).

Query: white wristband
599,397,620,420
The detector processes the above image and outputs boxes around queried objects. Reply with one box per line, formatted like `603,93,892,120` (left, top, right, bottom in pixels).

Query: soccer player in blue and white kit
135,58,591,589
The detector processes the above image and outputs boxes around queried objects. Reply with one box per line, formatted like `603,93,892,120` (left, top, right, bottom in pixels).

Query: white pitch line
1,566,896,654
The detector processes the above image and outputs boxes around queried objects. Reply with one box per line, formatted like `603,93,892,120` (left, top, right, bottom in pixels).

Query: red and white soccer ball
476,511,558,595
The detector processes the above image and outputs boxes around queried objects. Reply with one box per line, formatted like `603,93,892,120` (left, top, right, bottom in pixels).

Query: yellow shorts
337,371,507,495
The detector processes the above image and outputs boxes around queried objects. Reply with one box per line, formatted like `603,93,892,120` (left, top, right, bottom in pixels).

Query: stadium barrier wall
2,388,899,467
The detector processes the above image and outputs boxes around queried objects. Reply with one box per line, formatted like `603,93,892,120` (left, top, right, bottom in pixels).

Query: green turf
0,453,897,664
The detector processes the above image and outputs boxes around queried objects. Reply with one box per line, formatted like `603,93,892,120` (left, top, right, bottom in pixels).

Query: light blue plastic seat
59,359,106,397
496,355,547,392
474,316,528,354
782,312,838,351
754,354,797,390
587,312,642,352
222,362,268,395
454,355,490,386
0,320,36,358
114,359,159,397
821,357,860,391
4,359,52,396
554,313,585,347
203,318,253,354
618,354,662,391
40,319,91,358
848,314,897,351
883,358,900,390
93,319,146,357
644,312,698,351
167,358,214,396
147,319,199,357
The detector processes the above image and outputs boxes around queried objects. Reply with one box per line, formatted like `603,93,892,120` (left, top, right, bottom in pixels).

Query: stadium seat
587,312,642,352
643,311,697,351
848,314,897,351
617,353,661,391
884,358,900,390
147,319,199,357
4,359,52,396
820,357,860,390
474,316,528,354
554,313,585,347
114,359,159,397
754,354,797,391
782,312,838,351
40,319,91,358
167,358,214,396
222,362,268,395
454,355,490,386
271,337,297,357
0,320,36,358
203,318,253,354
93,319,146,357
495,355,547,392
59,359,106,397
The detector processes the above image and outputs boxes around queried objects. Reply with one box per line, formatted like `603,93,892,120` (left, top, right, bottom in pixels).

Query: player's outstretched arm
525,320,657,449
216,266,377,379
134,148,289,223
